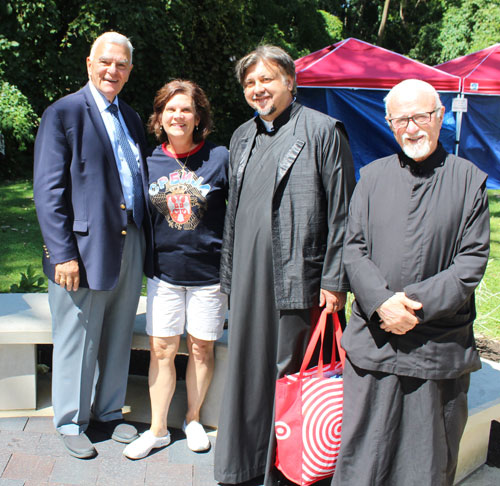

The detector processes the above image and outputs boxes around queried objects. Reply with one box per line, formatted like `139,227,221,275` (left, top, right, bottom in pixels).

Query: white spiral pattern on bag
301,366,343,483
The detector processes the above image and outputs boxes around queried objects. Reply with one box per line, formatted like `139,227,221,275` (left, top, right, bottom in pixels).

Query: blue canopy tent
436,44,500,189
295,38,461,180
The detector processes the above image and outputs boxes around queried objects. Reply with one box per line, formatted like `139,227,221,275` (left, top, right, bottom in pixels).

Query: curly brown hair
148,79,213,144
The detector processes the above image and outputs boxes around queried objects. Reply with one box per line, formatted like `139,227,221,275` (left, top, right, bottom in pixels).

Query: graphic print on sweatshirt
149,168,211,230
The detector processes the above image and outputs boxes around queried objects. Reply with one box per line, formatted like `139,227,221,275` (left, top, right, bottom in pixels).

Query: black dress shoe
89,419,139,443
59,432,97,459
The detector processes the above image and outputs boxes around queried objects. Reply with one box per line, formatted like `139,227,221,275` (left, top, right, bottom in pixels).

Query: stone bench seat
0,293,228,427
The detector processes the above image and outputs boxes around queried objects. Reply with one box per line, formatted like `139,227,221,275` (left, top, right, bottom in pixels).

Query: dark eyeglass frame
387,108,440,129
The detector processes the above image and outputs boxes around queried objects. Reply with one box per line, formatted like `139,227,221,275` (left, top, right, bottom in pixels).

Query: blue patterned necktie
108,103,144,228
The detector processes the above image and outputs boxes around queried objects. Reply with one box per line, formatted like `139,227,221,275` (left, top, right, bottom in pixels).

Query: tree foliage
0,82,38,150
0,81,39,176
437,0,500,62
408,0,500,64
0,0,343,178
0,0,499,179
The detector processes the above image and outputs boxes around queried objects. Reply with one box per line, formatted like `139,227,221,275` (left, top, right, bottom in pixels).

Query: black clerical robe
343,144,489,378
215,103,355,486
333,145,490,486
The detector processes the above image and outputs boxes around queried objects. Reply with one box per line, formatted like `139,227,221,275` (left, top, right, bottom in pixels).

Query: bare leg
149,335,180,436
185,334,215,423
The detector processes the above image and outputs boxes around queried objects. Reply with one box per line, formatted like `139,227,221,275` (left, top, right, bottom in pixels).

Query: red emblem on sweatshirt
167,194,192,224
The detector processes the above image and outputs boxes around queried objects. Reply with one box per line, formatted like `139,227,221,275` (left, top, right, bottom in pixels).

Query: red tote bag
274,309,345,486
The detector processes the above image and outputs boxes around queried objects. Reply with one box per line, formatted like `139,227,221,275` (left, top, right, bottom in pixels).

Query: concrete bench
0,293,228,428
455,357,500,483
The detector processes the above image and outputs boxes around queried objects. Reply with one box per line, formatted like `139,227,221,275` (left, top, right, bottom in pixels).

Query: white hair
384,79,443,119
89,32,133,63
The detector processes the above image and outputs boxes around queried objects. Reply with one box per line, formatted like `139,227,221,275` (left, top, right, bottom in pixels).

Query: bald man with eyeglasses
332,79,490,486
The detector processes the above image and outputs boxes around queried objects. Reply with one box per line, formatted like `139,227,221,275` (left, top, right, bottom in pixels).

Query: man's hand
377,292,422,335
319,289,347,314
54,259,80,291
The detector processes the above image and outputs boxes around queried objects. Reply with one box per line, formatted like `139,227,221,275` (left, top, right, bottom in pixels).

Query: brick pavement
3,417,498,485
0,417,221,486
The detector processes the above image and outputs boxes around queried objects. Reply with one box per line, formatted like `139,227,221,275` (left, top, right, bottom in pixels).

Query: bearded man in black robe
214,45,356,485
333,79,490,486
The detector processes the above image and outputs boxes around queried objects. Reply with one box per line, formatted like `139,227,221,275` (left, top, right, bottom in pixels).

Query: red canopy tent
435,44,500,188
436,43,500,94
294,38,460,179
296,37,460,91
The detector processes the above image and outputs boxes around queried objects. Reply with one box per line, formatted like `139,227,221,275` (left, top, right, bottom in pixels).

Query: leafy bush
0,82,38,152
10,265,47,293
0,81,39,178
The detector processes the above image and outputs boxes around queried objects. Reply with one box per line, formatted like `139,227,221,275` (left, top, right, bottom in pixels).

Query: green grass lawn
0,180,45,292
1,180,499,338
475,191,500,339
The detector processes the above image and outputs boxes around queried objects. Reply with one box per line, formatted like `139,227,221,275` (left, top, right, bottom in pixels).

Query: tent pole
454,93,464,156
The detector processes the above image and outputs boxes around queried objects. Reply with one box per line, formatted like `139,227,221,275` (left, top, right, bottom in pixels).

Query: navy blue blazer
34,83,153,290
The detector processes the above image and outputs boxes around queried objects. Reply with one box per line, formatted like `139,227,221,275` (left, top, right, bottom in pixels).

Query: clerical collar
398,143,447,176
260,118,274,133
256,99,295,134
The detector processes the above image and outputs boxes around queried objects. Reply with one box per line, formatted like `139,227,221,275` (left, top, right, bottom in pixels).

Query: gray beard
255,104,276,118
402,133,431,160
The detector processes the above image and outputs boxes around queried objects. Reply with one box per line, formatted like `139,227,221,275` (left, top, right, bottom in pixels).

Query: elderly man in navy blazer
34,31,152,459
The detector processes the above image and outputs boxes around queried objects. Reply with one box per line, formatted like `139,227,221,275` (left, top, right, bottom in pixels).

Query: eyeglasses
387,108,440,129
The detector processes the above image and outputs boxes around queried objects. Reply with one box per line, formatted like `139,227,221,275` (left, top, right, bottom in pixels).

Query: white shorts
146,277,227,341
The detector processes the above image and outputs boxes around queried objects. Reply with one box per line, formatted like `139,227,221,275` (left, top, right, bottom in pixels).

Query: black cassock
215,129,315,485
214,102,355,486
333,145,490,486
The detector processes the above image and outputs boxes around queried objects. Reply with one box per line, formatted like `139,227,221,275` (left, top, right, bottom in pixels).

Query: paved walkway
1,416,500,485
0,416,219,486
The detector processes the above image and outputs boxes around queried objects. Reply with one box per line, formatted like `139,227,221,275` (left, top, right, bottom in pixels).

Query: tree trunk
377,0,391,44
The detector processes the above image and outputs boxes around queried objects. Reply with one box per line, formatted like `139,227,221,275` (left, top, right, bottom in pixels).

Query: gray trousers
332,359,470,486
49,225,145,435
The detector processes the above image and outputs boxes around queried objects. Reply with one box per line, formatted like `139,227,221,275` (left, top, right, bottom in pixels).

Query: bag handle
299,309,345,378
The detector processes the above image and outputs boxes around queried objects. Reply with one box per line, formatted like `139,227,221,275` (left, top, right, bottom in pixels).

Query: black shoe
59,432,97,459
89,419,139,443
